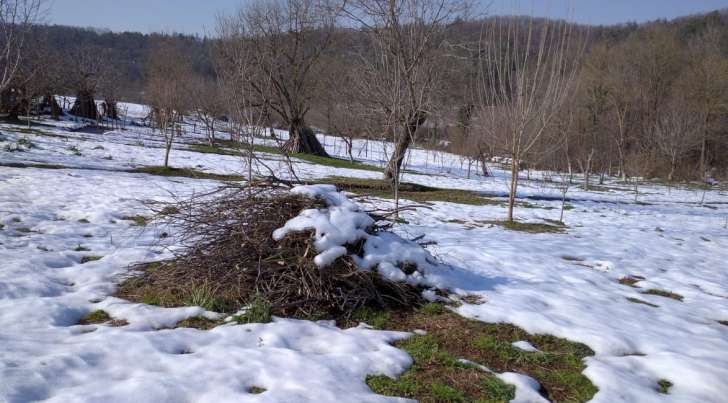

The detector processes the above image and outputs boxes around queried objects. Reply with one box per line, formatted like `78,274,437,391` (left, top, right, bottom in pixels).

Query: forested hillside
8,9,728,182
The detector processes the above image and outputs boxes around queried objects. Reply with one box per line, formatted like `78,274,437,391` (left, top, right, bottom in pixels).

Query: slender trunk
346,138,354,162
507,157,519,222
480,158,489,176
699,131,707,182
162,120,173,168
211,122,215,145
164,132,172,168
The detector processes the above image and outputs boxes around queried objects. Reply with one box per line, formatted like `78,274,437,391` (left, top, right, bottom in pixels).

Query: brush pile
117,184,430,319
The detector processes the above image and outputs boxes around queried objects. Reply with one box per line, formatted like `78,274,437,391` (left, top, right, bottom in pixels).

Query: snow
2,106,728,402
275,184,468,290
512,341,539,352
0,167,413,403
497,372,549,403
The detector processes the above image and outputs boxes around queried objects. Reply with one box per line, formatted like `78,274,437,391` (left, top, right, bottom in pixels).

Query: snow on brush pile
273,185,447,298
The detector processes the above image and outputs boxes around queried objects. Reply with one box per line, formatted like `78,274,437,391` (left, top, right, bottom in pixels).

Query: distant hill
32,8,728,102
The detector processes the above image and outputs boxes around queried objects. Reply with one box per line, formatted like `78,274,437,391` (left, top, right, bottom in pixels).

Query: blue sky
47,0,728,35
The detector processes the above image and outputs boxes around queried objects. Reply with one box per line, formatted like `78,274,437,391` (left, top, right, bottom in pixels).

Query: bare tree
478,16,583,222
680,27,728,182
0,0,43,93
192,76,225,146
219,0,341,157
654,99,700,182
346,0,468,185
98,64,123,121
146,37,192,168
217,12,293,186
66,47,105,119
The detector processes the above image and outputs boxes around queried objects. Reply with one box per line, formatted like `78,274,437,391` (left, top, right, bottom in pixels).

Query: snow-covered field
1,104,727,402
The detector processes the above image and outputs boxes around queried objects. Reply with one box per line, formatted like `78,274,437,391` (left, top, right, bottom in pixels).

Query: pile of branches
117,184,424,319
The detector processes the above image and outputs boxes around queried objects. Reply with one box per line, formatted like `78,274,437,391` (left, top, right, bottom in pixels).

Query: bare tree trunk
699,131,707,182
282,119,329,157
507,157,519,222
71,90,98,120
164,140,172,168
384,131,412,183
384,112,425,183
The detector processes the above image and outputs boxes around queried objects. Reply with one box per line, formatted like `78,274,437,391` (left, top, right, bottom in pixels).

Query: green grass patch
626,297,659,308
366,308,596,402
248,386,267,394
80,256,103,264
176,316,220,330
78,218,90,224
185,283,227,312
0,162,68,170
74,245,91,252
367,333,512,403
418,302,447,316
657,379,673,394
121,215,149,226
159,206,180,216
482,220,566,234
293,152,382,172
78,310,111,325
15,227,32,233
353,307,392,329
618,276,643,287
190,142,383,172
232,295,273,324
430,382,467,402
641,289,683,302
128,166,245,181
321,176,499,206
